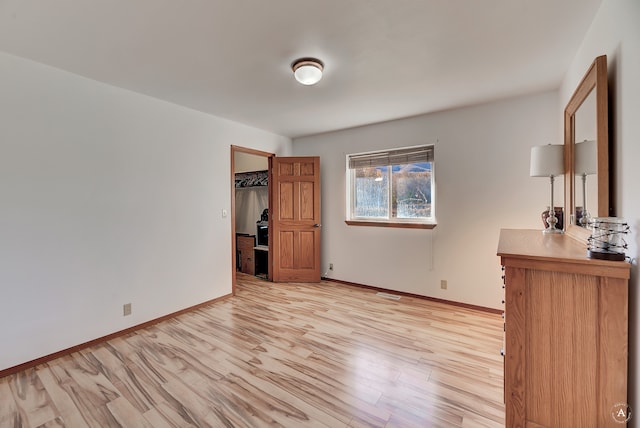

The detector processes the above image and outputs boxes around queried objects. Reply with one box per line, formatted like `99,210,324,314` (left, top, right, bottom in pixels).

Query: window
346,145,435,229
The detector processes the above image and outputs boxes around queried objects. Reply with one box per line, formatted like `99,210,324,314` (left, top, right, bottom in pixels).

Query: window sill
345,220,437,230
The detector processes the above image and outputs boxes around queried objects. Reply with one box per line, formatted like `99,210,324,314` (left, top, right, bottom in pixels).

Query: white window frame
345,145,436,229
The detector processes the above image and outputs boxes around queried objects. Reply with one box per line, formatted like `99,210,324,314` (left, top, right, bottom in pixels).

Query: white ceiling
0,0,602,138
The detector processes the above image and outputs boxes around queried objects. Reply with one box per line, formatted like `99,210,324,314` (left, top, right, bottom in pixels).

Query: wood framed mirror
564,55,609,236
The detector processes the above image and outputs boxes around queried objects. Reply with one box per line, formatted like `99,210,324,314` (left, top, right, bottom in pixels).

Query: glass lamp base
543,227,563,234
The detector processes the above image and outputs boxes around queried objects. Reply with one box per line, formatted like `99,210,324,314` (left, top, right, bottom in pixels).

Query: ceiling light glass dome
292,58,324,85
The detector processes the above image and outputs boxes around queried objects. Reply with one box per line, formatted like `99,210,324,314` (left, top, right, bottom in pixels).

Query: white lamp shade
530,144,564,177
575,139,597,175
292,59,323,85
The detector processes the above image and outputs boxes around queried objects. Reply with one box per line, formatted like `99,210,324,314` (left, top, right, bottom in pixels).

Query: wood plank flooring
0,274,505,427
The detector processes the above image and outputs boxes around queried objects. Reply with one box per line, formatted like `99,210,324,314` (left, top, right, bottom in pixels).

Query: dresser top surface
497,229,630,277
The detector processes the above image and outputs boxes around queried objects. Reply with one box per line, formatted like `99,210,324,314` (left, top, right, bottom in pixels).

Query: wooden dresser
497,229,630,427
237,234,255,275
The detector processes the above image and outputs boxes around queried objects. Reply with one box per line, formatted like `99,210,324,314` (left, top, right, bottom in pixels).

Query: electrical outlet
123,303,132,316
329,263,334,271
440,280,447,290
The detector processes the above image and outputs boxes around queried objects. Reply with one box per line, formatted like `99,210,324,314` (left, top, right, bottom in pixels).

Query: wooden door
271,157,321,282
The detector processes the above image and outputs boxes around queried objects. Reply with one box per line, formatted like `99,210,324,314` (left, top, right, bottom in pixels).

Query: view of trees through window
354,162,432,219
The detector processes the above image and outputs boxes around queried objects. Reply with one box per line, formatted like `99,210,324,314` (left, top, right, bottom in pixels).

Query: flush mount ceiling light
292,58,324,85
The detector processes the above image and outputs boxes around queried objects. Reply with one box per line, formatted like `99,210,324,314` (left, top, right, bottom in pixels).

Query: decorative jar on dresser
497,229,630,427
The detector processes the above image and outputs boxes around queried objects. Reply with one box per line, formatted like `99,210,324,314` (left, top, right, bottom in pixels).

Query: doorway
231,145,274,295
231,148,323,292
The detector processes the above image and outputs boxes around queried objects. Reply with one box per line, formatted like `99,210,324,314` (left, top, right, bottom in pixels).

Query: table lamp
575,139,597,226
530,144,564,234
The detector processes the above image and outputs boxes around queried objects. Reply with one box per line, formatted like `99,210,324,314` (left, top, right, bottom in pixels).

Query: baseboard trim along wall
0,293,233,379
322,277,503,315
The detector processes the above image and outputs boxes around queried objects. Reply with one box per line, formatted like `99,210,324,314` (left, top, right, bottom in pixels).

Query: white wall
559,0,640,423
0,51,291,371
234,151,269,174
293,91,560,309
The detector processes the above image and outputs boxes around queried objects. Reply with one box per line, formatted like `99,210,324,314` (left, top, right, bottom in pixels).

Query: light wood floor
1,274,505,427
